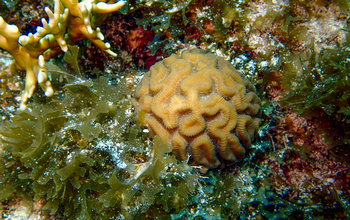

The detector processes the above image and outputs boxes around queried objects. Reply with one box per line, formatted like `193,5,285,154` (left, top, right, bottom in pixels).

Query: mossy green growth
134,0,192,31
0,66,203,219
1,66,338,219
133,0,193,55
279,46,350,144
133,0,252,55
211,0,250,42
0,73,136,218
0,64,317,219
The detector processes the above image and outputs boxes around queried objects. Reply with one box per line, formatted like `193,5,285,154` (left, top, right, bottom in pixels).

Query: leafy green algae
0,64,302,219
1,57,340,220
279,46,350,145
0,67,202,219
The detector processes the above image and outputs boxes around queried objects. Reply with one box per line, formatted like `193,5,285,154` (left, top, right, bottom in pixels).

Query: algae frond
280,46,350,145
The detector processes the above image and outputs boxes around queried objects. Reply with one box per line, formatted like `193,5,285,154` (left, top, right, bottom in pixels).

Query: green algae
134,0,192,32
211,0,250,41
279,46,350,145
0,64,202,218
1,59,344,218
0,66,288,218
1,0,350,218
0,69,134,217
132,0,252,55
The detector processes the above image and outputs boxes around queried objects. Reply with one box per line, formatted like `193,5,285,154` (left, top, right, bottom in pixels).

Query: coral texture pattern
132,49,262,172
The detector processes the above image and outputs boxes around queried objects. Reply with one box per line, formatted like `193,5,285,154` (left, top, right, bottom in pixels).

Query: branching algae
0,58,309,219
0,66,200,219
280,46,350,145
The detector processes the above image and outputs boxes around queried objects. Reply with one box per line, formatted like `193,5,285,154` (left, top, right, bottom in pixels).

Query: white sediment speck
307,5,348,52
245,0,289,55
93,140,128,169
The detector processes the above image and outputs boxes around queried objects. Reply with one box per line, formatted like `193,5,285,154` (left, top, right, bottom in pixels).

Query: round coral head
132,49,262,172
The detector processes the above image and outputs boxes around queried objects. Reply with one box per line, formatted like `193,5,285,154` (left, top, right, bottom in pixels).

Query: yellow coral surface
132,49,262,172
0,0,125,109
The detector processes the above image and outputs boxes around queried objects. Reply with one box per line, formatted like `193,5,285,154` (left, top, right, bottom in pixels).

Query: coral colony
0,0,125,109
0,0,350,219
132,49,261,173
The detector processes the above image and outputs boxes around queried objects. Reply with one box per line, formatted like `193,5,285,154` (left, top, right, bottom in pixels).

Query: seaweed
132,0,193,55
1,59,346,218
1,61,316,219
63,45,82,77
0,73,133,218
134,0,192,32
279,46,350,145
211,0,250,42
0,65,202,218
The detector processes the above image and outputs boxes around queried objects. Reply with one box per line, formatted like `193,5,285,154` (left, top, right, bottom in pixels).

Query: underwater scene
0,0,350,219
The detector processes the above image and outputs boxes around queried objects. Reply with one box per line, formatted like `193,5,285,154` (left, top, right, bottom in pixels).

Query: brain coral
132,49,261,172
